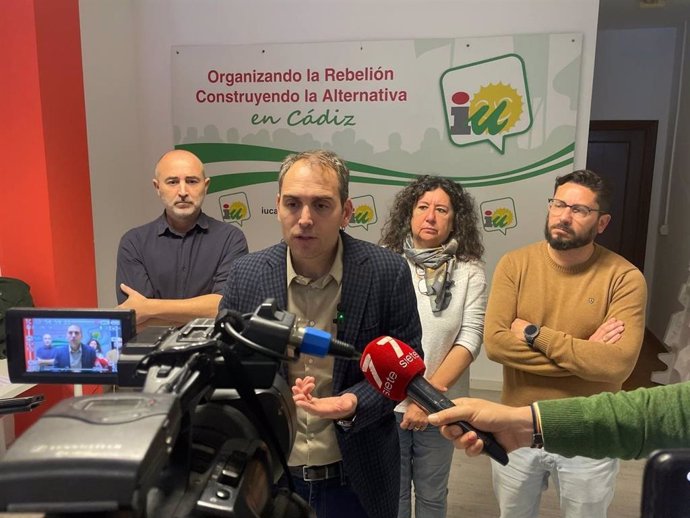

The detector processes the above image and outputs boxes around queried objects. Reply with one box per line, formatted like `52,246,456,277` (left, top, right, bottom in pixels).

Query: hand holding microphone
427,398,536,456
360,336,509,466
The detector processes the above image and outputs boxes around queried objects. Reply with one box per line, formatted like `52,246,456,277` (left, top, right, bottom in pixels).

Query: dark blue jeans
278,468,370,518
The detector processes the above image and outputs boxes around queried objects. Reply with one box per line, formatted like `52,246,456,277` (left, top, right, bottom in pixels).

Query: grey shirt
116,212,248,303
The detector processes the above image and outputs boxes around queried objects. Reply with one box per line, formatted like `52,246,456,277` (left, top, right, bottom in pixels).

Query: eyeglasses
547,198,607,218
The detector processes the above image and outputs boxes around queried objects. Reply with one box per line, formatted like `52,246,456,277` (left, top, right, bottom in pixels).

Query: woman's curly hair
379,175,484,261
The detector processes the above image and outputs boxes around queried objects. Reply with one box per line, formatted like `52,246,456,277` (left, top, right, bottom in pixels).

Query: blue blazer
54,344,97,370
220,232,423,518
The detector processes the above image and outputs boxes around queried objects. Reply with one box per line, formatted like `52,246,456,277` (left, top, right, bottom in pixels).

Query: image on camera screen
22,317,124,375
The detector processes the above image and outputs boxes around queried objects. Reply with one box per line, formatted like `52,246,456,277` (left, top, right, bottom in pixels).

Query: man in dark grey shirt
116,149,248,327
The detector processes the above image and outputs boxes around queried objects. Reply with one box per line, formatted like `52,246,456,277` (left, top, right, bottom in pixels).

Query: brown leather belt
289,461,344,481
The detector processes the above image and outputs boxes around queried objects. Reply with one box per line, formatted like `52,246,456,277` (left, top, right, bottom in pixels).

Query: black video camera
0,299,321,518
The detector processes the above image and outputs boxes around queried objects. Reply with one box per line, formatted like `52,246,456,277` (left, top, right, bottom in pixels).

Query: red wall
1,0,97,306
1,0,99,434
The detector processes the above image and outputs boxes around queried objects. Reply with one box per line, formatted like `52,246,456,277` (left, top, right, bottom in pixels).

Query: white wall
590,27,677,314
649,23,690,339
79,0,601,390
590,26,690,345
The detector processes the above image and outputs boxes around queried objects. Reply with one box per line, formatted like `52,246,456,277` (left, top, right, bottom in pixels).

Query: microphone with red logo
360,336,509,465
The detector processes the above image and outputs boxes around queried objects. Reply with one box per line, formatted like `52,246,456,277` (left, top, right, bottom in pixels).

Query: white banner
171,34,582,254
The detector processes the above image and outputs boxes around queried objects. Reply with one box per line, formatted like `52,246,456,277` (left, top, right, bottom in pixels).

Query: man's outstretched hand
292,376,358,420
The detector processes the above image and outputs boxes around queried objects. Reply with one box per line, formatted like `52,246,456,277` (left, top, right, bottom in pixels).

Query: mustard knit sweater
485,241,647,407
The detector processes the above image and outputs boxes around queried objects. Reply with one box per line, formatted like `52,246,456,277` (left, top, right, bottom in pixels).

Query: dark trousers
278,463,370,518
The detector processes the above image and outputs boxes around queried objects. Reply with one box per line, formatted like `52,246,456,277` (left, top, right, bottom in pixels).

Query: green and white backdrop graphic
172,34,582,254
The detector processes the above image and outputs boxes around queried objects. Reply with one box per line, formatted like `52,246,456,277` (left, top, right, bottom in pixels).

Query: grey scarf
403,235,457,313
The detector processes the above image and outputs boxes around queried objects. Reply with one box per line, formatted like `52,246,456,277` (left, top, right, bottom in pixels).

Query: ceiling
598,0,690,30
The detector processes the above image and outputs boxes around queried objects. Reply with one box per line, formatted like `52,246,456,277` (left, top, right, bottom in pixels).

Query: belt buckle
302,465,323,482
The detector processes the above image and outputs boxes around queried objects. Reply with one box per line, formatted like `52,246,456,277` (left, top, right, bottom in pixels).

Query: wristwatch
524,324,540,347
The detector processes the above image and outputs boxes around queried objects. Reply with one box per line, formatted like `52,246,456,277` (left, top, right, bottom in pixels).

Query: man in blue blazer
219,150,422,518
53,324,97,370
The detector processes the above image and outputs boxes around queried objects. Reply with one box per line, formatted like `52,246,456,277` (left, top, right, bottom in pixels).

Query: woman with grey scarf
379,175,487,518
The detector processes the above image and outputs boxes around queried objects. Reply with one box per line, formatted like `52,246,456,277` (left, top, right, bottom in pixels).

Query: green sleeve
538,382,690,459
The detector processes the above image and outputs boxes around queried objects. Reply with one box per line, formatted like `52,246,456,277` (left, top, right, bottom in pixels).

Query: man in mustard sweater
484,169,647,518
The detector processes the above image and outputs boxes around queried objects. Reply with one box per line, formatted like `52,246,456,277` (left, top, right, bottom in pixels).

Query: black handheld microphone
360,336,509,466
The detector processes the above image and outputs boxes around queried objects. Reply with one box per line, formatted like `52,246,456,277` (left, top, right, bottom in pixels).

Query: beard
544,218,597,250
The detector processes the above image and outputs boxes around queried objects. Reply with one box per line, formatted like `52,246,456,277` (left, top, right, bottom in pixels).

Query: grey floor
444,389,646,518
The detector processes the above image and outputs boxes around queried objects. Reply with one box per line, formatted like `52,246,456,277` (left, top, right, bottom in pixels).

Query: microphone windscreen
360,336,425,401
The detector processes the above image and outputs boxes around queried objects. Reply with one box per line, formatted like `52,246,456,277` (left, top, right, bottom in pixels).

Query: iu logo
219,192,251,226
349,195,378,231
440,54,533,153
481,197,518,236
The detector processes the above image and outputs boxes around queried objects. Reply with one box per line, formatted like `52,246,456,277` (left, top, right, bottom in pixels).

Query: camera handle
0,394,44,415
142,350,216,410
216,339,297,495
142,324,300,500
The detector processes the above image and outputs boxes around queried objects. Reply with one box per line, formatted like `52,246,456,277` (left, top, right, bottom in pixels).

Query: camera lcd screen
5,308,135,385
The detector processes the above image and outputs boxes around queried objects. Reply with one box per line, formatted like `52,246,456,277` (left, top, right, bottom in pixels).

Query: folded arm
485,255,647,383
118,283,222,327
483,256,571,377
530,271,647,383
